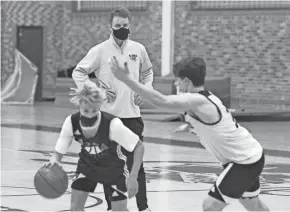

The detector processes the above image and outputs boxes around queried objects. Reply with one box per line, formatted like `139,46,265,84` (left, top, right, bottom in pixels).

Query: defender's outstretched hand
109,56,131,82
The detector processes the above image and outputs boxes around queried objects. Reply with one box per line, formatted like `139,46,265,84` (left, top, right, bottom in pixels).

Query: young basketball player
72,7,152,211
109,56,270,211
47,83,144,211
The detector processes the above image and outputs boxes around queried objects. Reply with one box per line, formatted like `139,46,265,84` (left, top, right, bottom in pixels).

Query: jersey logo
129,54,137,61
112,191,119,197
100,143,108,151
210,185,215,192
73,172,86,181
84,146,102,154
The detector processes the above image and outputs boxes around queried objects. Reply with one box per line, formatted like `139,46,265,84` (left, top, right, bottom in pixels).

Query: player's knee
240,195,258,203
111,190,128,211
202,195,226,211
70,198,86,211
70,202,85,211
111,199,128,211
239,189,261,204
70,188,89,211
239,196,270,211
202,198,215,211
239,196,253,209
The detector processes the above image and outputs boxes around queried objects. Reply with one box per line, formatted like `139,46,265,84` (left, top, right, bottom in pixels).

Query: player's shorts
71,172,128,201
209,152,265,203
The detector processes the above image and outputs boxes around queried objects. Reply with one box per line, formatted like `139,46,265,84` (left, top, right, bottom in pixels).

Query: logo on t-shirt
129,54,137,61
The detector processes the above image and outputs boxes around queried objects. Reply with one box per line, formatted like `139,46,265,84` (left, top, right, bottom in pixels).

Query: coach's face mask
80,115,99,127
113,27,130,40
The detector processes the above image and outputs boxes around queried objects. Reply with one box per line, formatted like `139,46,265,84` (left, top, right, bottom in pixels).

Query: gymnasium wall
1,1,64,98
59,1,162,75
174,1,290,108
1,1,162,99
1,1,290,108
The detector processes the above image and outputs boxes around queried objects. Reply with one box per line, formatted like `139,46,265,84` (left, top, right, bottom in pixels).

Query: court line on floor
0,184,209,196
143,136,290,158
2,124,290,159
1,147,50,154
2,183,290,197
1,188,102,211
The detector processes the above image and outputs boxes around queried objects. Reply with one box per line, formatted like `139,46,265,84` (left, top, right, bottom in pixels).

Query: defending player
109,56,269,211
47,83,144,211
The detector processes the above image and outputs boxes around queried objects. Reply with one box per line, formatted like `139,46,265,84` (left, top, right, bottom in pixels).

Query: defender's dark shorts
71,173,127,201
209,153,265,203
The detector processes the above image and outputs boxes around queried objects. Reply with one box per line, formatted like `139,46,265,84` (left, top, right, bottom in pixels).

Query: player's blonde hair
69,83,106,106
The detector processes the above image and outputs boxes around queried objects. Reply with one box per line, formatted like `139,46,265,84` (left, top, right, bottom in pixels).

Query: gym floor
1,104,290,211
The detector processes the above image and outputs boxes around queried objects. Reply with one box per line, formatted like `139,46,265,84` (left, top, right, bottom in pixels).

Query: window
191,1,290,10
74,0,148,12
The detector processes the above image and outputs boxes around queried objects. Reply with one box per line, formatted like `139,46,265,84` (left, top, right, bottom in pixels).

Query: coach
72,7,152,212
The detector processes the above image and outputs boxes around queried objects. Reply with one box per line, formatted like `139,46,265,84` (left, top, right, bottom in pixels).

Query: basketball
34,164,69,199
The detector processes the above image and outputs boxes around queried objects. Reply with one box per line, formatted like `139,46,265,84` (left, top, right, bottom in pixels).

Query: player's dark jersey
71,111,128,168
55,111,139,184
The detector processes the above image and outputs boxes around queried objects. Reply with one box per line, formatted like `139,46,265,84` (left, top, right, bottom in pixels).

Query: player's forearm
54,136,73,157
72,67,91,88
125,79,167,108
130,141,144,178
52,151,64,163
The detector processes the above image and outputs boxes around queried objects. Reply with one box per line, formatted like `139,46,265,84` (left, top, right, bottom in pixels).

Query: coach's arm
134,45,154,105
139,45,153,88
72,47,116,102
72,47,100,89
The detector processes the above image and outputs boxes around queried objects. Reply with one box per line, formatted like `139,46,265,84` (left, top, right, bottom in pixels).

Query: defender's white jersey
185,91,263,165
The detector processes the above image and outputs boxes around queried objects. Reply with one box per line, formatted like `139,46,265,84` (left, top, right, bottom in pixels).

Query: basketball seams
35,165,68,199
35,171,60,198
52,165,69,190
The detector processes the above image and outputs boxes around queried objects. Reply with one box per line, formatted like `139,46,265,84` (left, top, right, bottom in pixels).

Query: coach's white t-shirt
73,35,153,118
55,113,139,155
184,92,263,165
